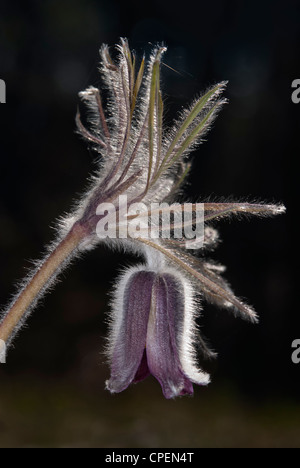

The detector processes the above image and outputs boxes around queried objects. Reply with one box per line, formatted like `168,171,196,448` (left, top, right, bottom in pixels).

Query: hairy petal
106,270,155,393
146,274,194,398
173,270,213,379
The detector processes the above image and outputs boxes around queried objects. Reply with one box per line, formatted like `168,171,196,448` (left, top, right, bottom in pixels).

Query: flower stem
0,223,86,345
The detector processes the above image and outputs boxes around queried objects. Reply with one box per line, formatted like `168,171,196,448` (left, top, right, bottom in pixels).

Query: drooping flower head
0,39,285,398
106,263,211,399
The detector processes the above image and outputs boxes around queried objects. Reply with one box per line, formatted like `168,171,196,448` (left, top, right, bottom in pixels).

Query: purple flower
0,39,285,399
106,267,210,398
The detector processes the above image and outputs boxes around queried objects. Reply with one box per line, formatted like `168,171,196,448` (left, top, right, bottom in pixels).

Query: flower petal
146,274,194,399
106,270,155,393
133,349,150,383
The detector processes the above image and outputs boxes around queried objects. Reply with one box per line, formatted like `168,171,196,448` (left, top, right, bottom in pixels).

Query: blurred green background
0,0,298,447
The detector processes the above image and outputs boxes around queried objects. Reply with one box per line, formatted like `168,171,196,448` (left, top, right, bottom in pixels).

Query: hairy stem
0,223,86,345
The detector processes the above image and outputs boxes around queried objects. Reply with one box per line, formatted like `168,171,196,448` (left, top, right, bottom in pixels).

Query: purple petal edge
146,274,194,399
106,271,155,393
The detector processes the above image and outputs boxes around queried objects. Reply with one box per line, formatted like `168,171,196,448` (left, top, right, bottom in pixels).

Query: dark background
0,0,298,447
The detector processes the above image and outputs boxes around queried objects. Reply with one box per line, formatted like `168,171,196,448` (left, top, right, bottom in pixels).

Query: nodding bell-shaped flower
0,39,285,399
106,265,210,399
